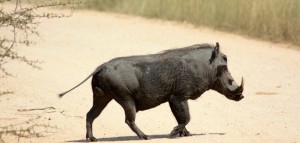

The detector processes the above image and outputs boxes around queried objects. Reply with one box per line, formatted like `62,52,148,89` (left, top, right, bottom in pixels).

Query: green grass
86,0,300,46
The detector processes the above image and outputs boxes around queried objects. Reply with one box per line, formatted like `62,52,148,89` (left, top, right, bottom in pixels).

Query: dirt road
1,8,300,143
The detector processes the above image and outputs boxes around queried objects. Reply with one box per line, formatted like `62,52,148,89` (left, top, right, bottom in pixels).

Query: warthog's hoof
86,136,97,142
170,127,191,137
138,134,150,140
179,128,192,137
144,135,150,140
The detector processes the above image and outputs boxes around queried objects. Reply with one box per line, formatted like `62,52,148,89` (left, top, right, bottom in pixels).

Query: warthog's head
210,43,244,101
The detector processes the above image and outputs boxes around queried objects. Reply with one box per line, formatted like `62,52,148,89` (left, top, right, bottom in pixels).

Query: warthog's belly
134,93,169,111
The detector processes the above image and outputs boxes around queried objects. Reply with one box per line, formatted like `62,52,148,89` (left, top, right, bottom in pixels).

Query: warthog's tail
58,67,100,98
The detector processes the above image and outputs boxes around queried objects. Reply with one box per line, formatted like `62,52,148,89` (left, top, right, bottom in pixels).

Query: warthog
59,42,244,141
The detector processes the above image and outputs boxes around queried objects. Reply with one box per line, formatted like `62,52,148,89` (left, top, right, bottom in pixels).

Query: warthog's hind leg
119,100,149,140
86,95,112,142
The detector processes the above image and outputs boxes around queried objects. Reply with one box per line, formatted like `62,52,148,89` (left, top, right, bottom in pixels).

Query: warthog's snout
231,77,244,101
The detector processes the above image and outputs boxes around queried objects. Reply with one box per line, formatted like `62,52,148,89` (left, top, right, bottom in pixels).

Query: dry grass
86,0,300,46
256,92,277,95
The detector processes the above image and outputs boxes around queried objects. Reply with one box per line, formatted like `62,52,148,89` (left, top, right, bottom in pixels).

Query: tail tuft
58,92,67,98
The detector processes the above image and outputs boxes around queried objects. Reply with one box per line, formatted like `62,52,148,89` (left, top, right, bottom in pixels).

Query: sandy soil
1,8,300,143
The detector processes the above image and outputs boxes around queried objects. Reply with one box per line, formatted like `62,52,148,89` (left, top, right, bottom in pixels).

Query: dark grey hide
59,42,244,141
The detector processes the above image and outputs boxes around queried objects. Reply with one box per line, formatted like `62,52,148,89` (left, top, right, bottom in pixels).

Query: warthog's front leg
169,97,191,137
120,100,149,140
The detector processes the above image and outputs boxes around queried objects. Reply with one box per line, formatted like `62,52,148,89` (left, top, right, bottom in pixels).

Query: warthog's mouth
233,93,244,101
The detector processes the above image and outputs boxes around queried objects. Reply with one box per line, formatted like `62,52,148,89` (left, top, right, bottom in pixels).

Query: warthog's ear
210,42,220,64
216,42,220,49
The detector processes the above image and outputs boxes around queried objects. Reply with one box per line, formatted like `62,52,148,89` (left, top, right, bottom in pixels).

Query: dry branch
0,0,84,94
18,107,55,112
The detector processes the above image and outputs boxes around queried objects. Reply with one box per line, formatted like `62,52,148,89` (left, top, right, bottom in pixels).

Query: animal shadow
67,133,224,142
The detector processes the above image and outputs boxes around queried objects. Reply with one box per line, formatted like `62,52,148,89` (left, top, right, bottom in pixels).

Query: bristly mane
159,43,214,56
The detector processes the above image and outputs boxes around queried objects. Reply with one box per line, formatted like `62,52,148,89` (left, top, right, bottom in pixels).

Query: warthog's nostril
228,79,233,85
239,95,244,100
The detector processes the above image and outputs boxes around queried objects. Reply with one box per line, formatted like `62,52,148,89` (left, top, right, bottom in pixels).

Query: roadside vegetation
0,0,81,88
86,0,300,46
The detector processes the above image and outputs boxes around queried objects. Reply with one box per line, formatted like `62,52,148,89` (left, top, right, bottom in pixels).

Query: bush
0,0,82,95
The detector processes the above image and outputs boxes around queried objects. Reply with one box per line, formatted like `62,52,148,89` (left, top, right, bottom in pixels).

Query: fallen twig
18,107,55,112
